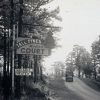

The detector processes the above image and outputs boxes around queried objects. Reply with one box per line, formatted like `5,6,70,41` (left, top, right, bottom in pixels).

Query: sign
15,68,33,76
16,38,48,55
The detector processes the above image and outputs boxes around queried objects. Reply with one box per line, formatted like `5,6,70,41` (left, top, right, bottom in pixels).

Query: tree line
65,36,100,81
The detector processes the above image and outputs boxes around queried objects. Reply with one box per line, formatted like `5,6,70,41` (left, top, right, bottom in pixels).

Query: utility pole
12,24,15,95
7,30,10,76
15,0,23,97
34,56,37,83
18,0,23,37
2,2,8,99
10,0,15,98
3,28,7,100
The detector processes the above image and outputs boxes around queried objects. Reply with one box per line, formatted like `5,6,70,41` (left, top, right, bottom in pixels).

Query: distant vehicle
96,74,100,82
65,71,73,82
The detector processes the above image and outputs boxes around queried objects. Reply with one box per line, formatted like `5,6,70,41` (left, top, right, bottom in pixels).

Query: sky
43,0,100,73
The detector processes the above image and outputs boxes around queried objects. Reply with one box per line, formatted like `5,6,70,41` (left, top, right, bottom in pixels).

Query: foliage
0,0,61,54
91,36,100,79
91,39,100,64
53,61,65,76
23,0,61,52
65,52,75,72
65,45,93,77
80,52,93,76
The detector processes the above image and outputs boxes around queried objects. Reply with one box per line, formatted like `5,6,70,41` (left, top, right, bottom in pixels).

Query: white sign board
15,68,33,76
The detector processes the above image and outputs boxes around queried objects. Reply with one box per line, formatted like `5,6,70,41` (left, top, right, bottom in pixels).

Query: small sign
15,68,33,76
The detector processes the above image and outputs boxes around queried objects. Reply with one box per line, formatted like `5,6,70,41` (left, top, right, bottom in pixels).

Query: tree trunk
78,66,81,78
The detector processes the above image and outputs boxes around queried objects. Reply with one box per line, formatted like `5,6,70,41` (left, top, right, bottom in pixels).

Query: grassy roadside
80,78,100,92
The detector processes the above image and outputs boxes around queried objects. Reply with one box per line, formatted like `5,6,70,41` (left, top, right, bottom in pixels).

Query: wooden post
15,0,23,97
34,55,37,83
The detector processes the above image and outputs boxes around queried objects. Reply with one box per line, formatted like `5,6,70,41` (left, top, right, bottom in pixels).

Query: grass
80,78,100,92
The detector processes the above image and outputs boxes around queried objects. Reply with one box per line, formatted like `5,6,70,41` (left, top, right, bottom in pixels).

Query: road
65,77,100,100
48,77,100,100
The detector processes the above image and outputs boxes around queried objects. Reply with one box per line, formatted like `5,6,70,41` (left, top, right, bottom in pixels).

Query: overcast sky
43,0,100,73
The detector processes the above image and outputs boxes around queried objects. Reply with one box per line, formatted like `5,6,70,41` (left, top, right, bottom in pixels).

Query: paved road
65,77,100,100
48,77,100,100
48,77,83,100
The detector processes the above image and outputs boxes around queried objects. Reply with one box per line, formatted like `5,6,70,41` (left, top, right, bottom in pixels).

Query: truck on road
65,70,73,82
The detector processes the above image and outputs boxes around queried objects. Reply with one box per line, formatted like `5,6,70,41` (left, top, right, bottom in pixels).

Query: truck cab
65,71,73,82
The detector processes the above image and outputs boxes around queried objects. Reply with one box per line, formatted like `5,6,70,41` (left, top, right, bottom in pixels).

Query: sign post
15,38,48,81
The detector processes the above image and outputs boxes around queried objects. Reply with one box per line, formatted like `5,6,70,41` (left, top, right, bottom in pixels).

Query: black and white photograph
0,0,100,100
